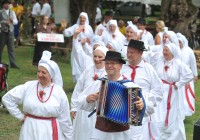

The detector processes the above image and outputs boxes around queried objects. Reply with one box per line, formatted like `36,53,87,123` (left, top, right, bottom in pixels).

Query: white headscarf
164,31,179,47
38,51,63,87
94,46,109,56
106,20,120,34
92,35,106,48
126,21,139,34
176,32,188,47
76,12,89,25
107,40,122,52
164,43,179,59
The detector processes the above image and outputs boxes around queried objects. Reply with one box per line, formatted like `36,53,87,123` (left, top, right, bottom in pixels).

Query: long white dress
71,65,107,140
180,46,198,116
79,75,131,140
71,39,94,82
2,80,73,140
151,57,193,140
121,60,163,140
63,15,94,82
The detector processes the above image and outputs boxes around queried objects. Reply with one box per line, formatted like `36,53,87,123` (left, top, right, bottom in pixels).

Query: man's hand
71,111,77,119
86,93,99,103
194,76,198,83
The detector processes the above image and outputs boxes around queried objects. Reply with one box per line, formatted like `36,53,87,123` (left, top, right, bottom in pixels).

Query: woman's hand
73,27,84,39
134,96,144,110
21,115,27,124
86,93,99,103
194,76,198,83
60,19,67,29
71,111,77,119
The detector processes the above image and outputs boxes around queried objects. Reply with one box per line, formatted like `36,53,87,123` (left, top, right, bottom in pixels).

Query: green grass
0,46,199,140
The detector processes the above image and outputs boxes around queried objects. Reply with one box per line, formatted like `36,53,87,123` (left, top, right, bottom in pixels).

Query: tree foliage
161,0,199,38
69,0,98,29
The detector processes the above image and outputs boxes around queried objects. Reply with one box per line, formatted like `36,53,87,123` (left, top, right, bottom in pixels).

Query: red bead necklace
36,82,54,103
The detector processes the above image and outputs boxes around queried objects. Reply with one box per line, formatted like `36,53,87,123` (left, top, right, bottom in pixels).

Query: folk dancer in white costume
79,51,145,140
122,21,140,60
2,51,73,140
151,43,193,140
72,25,94,82
121,39,163,140
62,12,94,82
137,18,154,46
95,10,113,35
71,46,108,140
98,20,125,47
177,33,198,116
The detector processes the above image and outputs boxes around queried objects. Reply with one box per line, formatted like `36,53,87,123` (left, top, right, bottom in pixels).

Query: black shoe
11,65,20,69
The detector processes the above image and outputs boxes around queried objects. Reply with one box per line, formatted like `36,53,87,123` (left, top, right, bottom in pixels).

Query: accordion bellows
97,78,145,126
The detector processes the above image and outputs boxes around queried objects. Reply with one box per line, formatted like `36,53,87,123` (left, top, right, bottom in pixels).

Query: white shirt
31,2,41,16
141,29,154,46
4,9,18,25
40,3,51,17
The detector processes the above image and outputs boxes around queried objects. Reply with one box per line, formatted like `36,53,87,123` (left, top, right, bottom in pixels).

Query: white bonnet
38,51,63,87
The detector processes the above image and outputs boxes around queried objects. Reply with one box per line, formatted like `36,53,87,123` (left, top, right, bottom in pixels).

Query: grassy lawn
0,46,199,140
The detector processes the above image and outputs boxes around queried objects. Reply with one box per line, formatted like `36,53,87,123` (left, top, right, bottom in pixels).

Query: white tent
106,0,161,5
107,0,200,7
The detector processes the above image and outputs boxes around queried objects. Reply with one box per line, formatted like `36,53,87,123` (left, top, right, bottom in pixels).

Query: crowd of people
0,1,199,140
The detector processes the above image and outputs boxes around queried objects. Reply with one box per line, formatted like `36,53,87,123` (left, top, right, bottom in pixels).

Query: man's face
137,23,145,31
104,16,112,23
3,3,10,10
105,60,122,77
127,47,142,65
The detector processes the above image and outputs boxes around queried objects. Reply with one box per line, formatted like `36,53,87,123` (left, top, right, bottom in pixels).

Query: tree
160,0,199,38
69,0,98,29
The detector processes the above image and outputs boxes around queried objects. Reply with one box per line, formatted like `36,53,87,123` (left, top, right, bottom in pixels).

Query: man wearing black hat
121,39,163,140
0,0,19,68
137,18,154,46
79,51,145,140
95,10,113,35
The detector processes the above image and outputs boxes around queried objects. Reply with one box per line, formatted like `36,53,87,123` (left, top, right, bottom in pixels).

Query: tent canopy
106,0,200,7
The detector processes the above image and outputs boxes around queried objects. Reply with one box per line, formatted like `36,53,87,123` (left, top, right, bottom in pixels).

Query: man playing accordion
79,51,145,140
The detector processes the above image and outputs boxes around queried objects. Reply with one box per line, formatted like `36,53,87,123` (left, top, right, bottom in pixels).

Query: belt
162,80,175,127
185,83,196,112
26,114,58,140
95,116,129,132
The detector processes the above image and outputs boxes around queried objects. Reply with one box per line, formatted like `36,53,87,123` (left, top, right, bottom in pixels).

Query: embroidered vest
0,9,14,32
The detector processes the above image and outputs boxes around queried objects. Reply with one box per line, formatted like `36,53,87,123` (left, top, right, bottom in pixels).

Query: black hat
128,39,147,51
2,0,10,5
103,51,126,64
137,18,146,25
104,10,114,17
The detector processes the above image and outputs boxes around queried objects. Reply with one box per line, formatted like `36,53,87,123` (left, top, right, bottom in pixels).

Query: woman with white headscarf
106,39,122,53
177,33,198,117
2,51,73,140
100,20,125,47
71,46,108,140
61,12,94,82
150,43,193,140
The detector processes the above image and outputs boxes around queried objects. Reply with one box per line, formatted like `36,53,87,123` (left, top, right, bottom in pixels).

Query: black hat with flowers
103,51,126,64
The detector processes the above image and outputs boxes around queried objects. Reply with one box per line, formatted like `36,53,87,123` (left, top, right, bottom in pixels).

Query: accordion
96,78,145,126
